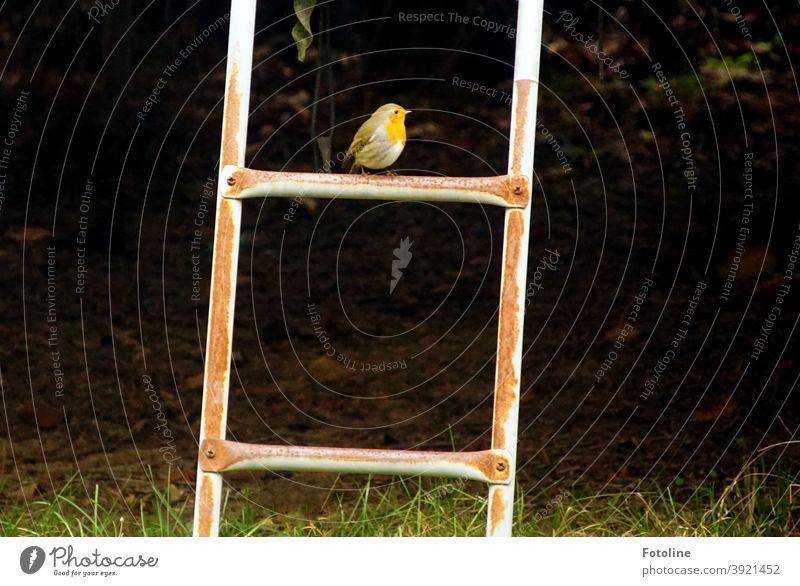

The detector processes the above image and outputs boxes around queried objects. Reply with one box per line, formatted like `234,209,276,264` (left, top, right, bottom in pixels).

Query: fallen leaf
18,402,63,429
693,396,737,422
718,246,776,283
184,372,205,390
7,226,50,243
756,273,784,294
16,482,38,501
605,324,639,343
307,355,345,383
609,467,631,482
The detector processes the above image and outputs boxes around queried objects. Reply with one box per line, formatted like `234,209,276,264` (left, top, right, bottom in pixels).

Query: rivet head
513,185,522,195
205,448,216,459
496,461,507,472
227,176,236,186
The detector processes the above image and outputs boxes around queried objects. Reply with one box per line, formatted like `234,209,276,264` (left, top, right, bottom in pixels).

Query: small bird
344,103,410,174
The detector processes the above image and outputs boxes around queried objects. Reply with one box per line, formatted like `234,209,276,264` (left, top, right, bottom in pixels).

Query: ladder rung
200,439,512,484
221,165,529,208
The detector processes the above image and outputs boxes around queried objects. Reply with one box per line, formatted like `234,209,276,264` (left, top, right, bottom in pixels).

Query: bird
344,103,410,174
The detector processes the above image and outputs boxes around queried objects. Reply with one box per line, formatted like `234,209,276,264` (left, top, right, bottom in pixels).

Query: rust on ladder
198,56,244,462
489,486,507,530
492,210,524,449
195,475,216,536
221,62,241,167
200,205,236,438
510,79,533,176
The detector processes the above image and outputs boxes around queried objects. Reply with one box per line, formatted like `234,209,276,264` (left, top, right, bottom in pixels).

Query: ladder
193,0,544,537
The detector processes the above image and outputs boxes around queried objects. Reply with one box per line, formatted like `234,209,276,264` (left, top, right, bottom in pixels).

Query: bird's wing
345,132,375,160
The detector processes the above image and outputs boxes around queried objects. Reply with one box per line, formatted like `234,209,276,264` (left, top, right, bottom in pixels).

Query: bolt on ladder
193,0,544,537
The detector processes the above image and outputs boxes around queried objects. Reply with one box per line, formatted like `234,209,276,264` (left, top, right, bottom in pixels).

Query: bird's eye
394,110,399,114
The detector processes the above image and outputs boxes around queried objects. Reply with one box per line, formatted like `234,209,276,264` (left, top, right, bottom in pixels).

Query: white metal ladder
193,0,544,537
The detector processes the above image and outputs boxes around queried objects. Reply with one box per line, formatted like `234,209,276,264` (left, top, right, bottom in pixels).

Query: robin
344,103,410,174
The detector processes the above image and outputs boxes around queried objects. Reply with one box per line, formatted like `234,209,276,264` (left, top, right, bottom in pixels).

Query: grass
1,462,797,537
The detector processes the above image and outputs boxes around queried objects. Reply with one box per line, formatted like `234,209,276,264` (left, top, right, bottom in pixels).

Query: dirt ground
1,2,799,525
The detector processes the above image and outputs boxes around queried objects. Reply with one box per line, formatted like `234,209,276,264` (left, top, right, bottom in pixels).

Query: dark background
1,0,799,527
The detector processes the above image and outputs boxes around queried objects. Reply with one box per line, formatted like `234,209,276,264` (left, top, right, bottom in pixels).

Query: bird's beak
405,110,412,115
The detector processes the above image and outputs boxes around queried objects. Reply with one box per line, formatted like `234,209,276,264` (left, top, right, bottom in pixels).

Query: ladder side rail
193,0,257,538
486,0,545,537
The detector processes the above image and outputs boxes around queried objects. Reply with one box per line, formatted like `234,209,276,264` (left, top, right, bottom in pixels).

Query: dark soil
1,1,799,525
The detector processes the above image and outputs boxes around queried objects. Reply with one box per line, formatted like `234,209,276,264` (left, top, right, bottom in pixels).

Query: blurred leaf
292,0,316,62
316,136,332,172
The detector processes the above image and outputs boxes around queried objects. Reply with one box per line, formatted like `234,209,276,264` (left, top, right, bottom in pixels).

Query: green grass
1,463,797,537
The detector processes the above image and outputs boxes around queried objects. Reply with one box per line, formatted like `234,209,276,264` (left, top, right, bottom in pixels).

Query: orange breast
385,118,406,145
